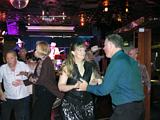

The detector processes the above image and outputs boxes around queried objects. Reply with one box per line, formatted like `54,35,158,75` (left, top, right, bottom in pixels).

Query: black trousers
31,86,56,120
1,96,30,120
110,101,145,120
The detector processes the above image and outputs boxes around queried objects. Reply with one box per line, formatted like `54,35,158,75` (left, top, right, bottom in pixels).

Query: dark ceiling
0,0,160,35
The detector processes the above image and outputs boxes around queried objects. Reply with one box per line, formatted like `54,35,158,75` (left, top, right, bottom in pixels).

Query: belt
112,100,143,108
132,100,143,103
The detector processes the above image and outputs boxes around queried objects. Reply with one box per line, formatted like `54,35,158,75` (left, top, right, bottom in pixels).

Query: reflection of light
131,21,138,27
0,37,4,44
79,36,94,39
2,38,4,44
62,12,65,20
155,52,158,57
29,35,72,38
117,15,122,22
41,11,66,22
104,7,108,12
27,14,31,25
139,28,144,32
41,15,67,22
151,79,160,83
103,0,109,12
42,10,45,16
80,13,85,26
26,26,75,32
123,42,129,46
2,31,6,35
81,22,84,26
103,0,109,6
125,8,128,13
125,1,129,13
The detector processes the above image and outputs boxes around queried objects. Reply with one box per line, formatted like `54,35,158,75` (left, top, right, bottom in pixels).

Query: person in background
127,47,151,93
49,42,60,60
78,34,145,120
91,45,104,73
58,42,102,120
127,47,151,120
0,50,31,120
25,51,38,101
85,49,100,74
26,51,38,73
85,48,102,111
18,48,28,63
13,38,25,54
13,41,64,120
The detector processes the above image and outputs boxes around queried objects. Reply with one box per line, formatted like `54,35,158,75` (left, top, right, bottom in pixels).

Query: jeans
1,96,30,120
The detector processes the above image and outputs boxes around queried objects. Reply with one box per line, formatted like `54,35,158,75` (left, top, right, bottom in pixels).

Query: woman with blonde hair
13,41,64,120
58,41,102,120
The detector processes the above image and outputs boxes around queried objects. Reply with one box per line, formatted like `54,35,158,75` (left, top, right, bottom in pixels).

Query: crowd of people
0,34,149,120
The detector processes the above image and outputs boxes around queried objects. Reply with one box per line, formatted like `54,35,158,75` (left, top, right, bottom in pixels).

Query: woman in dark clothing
58,42,102,120
13,41,64,120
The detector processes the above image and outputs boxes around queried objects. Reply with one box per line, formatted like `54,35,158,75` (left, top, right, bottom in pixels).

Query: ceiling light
104,7,108,12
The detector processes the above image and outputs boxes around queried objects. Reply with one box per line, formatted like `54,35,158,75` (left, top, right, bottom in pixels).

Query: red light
80,13,85,26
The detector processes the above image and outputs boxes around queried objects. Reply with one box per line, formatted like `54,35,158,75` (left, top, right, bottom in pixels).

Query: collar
111,50,124,60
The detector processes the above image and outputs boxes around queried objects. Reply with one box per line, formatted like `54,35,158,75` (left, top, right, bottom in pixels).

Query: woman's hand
73,81,81,89
77,79,88,91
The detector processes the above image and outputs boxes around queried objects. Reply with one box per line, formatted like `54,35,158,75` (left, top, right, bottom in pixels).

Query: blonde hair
60,42,86,77
36,41,50,56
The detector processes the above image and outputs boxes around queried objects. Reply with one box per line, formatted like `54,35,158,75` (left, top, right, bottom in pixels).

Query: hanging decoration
103,0,109,12
10,0,30,9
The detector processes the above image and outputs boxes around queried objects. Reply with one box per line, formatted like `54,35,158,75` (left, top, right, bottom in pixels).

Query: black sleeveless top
64,61,93,103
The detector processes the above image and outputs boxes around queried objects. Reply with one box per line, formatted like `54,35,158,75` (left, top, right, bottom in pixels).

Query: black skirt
60,95,95,120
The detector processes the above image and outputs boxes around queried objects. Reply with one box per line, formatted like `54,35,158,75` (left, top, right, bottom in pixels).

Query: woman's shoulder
43,56,52,62
42,56,54,66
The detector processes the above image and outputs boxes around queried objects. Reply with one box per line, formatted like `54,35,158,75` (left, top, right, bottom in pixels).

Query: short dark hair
3,50,17,63
106,34,123,48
